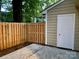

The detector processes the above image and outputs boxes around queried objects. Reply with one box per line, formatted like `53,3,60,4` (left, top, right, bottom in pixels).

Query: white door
57,14,75,49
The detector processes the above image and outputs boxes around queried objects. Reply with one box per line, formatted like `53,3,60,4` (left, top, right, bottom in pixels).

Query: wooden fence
0,22,45,50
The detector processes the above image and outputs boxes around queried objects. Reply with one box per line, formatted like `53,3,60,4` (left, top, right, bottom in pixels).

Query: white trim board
45,11,48,44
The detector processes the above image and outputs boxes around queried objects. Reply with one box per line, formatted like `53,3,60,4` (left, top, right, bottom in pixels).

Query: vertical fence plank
0,23,3,50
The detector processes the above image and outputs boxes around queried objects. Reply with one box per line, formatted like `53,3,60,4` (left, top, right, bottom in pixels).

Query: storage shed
42,0,79,51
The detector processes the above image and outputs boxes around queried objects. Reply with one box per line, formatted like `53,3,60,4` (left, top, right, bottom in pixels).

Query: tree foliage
0,0,1,11
1,0,12,12
22,0,59,22
40,0,59,9
22,0,40,22
0,0,13,22
0,0,59,22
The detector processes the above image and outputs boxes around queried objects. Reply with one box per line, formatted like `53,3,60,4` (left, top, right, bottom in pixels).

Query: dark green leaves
22,0,40,22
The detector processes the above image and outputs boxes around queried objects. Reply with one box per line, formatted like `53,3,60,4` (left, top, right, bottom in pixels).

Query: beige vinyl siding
74,9,79,50
47,0,75,46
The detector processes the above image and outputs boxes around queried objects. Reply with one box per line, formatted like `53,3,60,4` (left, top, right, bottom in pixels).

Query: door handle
59,34,61,36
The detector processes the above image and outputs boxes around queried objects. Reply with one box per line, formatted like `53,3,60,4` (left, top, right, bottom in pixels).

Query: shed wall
47,0,75,46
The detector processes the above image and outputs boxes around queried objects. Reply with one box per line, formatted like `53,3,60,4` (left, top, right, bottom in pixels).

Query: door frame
57,14,75,50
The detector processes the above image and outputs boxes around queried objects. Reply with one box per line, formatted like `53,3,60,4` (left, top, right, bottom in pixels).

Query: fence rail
0,22,45,50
